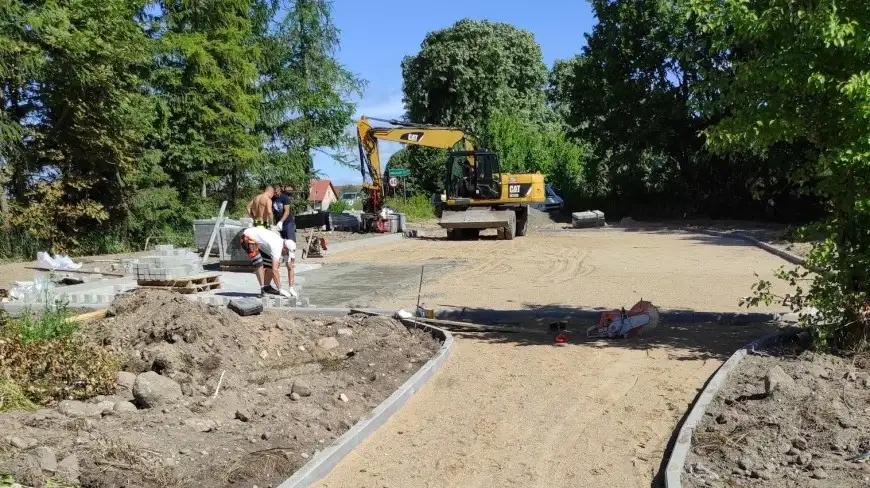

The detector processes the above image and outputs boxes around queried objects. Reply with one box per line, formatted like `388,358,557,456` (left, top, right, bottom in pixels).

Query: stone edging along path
663,332,794,488
695,229,808,267
277,314,453,488
662,230,812,488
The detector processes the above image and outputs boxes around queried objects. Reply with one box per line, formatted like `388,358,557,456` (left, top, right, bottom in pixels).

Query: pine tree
258,0,365,191
153,0,263,203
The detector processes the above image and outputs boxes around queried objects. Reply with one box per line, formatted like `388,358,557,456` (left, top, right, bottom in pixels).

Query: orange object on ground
587,300,660,338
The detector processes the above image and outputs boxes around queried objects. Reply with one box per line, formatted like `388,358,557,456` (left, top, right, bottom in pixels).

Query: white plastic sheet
8,277,56,302
36,251,83,271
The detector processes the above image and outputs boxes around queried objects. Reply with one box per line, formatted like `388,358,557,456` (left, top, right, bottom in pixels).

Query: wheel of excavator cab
503,217,516,240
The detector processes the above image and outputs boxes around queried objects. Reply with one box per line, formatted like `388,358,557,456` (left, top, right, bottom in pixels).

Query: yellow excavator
356,116,546,239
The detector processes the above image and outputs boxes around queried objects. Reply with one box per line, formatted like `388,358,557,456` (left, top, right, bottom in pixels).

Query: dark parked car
532,185,564,212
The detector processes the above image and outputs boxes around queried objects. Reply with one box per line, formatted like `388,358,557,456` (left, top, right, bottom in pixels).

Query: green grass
385,194,435,221
3,302,76,344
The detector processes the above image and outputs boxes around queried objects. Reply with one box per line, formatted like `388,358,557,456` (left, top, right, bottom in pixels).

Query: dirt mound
84,290,243,382
1,289,442,488
526,207,568,231
685,348,870,487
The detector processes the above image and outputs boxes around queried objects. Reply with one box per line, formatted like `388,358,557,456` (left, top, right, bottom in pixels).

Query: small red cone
555,332,568,344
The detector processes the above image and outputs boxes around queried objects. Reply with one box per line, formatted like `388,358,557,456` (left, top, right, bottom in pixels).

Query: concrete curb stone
276,317,453,488
689,229,807,266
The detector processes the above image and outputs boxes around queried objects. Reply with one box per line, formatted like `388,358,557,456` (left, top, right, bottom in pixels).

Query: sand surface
325,229,792,313
311,228,795,487
314,323,778,488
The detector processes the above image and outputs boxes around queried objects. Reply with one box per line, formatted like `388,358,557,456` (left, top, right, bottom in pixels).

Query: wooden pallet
137,272,222,294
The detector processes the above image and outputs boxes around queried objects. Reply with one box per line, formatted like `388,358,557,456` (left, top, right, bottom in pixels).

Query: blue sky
312,0,596,185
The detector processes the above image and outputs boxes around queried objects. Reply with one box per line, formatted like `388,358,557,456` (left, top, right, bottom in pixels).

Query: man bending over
239,226,298,298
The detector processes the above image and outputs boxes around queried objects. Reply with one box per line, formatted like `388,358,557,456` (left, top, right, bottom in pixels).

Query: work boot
262,285,281,296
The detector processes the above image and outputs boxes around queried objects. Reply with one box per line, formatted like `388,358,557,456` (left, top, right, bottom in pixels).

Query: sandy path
311,229,793,487
326,229,792,313
314,323,775,488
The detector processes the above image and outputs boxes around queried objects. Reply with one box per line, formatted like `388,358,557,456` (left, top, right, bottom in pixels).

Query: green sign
389,168,409,177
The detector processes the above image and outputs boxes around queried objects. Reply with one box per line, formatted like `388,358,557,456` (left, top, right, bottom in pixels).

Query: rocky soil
685,345,870,487
0,290,442,488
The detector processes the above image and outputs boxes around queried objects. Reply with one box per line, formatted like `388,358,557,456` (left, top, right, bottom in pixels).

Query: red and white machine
587,300,660,338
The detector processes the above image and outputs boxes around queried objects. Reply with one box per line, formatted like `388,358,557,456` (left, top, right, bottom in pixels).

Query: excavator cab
446,151,502,201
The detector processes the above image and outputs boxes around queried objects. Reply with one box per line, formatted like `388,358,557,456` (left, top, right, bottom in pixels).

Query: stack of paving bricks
194,217,244,252
571,210,606,228
217,217,252,266
2,282,136,314
133,245,205,281
133,245,221,294
192,294,311,309
61,284,135,308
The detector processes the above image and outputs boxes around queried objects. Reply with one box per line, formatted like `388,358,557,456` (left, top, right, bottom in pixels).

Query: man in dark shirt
271,184,296,241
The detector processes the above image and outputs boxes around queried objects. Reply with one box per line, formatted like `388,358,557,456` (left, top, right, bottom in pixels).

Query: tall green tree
152,0,263,204
2,0,156,250
691,0,870,346
547,56,582,129
550,0,821,219
258,0,365,191
564,0,710,199
401,18,551,136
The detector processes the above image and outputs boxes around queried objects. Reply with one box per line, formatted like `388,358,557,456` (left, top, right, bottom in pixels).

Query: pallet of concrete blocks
193,217,244,252
133,245,220,294
571,210,606,228
220,226,249,263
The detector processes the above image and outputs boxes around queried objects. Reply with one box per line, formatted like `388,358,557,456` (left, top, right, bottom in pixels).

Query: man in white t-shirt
239,226,298,298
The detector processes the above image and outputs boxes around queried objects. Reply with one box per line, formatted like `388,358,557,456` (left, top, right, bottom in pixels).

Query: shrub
10,305,77,344
0,307,118,405
327,200,350,213
0,336,119,405
385,194,435,221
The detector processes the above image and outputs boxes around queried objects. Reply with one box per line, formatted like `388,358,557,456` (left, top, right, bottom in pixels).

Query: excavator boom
356,116,475,213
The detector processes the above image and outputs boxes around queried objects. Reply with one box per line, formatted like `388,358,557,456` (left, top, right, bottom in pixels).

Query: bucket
388,214,400,233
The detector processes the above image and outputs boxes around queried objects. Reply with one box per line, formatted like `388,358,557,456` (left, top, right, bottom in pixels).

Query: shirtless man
247,184,274,227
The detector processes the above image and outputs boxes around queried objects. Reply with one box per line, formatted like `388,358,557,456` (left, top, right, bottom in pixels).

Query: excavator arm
356,116,475,213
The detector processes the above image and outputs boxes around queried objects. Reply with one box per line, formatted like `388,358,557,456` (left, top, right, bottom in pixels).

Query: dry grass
318,357,347,372
0,376,37,413
85,438,181,487
692,423,754,456
220,447,299,486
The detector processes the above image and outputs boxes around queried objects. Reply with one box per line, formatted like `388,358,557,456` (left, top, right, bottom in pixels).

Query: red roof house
308,179,338,211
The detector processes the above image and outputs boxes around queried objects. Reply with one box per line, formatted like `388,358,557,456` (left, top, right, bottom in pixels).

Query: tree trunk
0,186,9,231
201,180,207,198
229,170,238,210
